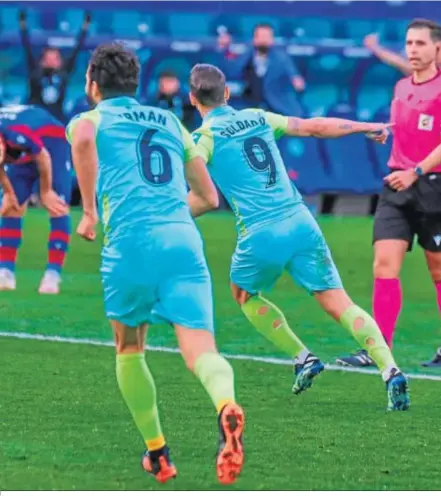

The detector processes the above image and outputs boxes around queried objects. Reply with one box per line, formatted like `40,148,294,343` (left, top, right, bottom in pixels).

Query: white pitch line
1,330,441,382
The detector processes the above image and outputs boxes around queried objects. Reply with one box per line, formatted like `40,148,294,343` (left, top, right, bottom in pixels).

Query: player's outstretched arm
364,33,411,75
185,156,219,218
284,117,392,140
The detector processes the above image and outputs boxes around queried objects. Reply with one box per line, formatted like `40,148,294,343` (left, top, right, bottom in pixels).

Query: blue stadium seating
323,104,383,193
280,137,333,194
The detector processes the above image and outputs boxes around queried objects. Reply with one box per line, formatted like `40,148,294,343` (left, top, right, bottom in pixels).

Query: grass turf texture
1,209,441,490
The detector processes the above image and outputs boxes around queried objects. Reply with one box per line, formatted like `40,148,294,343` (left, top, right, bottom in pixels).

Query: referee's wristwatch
414,166,424,177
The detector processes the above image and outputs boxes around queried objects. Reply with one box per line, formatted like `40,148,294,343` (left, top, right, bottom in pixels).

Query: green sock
242,295,307,359
340,305,398,376
193,352,236,413
116,353,165,451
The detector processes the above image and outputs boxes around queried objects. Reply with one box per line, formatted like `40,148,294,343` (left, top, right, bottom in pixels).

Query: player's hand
77,211,98,242
40,189,68,216
365,123,393,145
0,192,20,216
364,33,379,50
292,76,306,92
384,169,418,191
218,32,232,50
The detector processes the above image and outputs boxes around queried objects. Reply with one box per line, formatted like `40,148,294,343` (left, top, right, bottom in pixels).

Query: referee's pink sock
373,278,402,348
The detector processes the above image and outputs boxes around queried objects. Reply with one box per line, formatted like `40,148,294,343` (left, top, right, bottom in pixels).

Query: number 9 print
243,137,277,188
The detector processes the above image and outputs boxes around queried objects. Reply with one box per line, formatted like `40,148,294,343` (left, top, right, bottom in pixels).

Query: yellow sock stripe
216,398,234,414
146,435,166,452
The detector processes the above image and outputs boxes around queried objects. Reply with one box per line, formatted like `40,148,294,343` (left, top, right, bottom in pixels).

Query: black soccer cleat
421,347,441,367
336,349,375,368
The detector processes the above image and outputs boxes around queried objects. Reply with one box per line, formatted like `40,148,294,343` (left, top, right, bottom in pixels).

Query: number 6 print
138,129,173,185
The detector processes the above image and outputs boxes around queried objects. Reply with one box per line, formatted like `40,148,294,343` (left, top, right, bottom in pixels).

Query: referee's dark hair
190,63,226,107
407,19,441,42
89,42,140,98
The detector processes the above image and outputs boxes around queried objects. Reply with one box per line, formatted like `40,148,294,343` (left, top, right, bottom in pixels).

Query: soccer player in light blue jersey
66,45,244,485
189,63,409,412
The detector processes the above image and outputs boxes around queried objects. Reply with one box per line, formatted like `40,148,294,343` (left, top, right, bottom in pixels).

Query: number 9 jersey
192,106,304,239
66,97,197,244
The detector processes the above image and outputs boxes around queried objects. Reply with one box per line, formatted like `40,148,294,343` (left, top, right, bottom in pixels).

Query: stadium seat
357,85,392,121
290,18,334,41
94,10,114,35
301,84,339,116
343,19,387,43
58,9,84,33
279,137,332,195
1,6,41,33
1,77,28,104
112,11,144,37
322,104,383,193
168,14,212,38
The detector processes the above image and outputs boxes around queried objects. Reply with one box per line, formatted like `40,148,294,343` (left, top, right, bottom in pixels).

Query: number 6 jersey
193,106,304,239
66,97,198,244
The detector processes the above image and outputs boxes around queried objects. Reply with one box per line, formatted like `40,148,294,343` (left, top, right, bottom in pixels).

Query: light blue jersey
67,97,197,244
193,105,303,238
66,97,214,330
194,105,342,295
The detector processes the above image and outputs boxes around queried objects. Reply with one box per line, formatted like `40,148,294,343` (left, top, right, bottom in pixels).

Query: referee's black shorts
373,171,441,252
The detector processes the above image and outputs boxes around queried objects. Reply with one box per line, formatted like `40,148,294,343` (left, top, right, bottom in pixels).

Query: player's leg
174,324,244,485
111,320,176,483
337,200,411,366
230,226,322,395
232,281,323,394
102,259,176,484
418,214,441,367
288,215,409,410
39,138,72,294
0,164,34,290
154,242,244,486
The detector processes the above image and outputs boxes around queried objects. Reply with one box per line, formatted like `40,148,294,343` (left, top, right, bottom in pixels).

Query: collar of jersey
203,105,233,122
97,96,138,108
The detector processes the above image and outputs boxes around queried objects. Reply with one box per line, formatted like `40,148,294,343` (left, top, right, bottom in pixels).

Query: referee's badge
418,113,434,131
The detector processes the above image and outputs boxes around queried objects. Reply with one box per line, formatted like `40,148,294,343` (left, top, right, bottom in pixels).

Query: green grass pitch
1,209,441,490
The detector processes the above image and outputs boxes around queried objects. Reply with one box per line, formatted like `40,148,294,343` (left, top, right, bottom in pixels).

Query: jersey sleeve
178,122,199,162
192,128,214,164
66,109,101,144
263,112,289,140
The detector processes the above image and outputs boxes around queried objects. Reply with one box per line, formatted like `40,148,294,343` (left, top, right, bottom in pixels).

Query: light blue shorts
101,224,214,332
230,206,343,295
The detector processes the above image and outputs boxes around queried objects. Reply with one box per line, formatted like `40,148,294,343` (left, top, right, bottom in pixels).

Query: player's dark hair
159,70,178,80
407,18,441,42
253,23,274,34
89,42,140,98
190,63,226,107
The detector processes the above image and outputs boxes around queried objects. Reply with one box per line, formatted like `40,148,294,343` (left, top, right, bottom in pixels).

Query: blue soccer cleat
292,355,325,395
386,370,410,411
